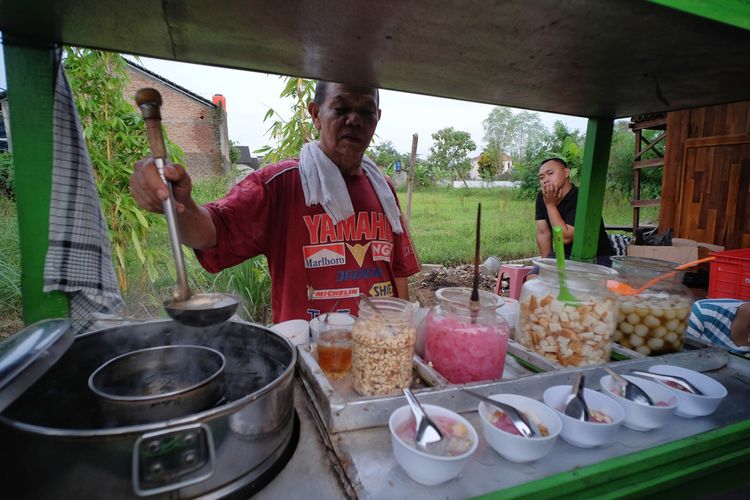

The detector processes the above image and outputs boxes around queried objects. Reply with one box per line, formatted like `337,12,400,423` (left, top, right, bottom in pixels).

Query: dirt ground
408,264,508,308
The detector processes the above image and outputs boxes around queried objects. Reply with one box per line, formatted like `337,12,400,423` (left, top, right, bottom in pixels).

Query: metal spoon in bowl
403,388,446,453
461,388,538,438
629,369,704,395
564,373,590,421
604,367,654,406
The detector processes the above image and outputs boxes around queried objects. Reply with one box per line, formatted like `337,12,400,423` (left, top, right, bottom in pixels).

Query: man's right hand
542,183,563,206
129,157,193,214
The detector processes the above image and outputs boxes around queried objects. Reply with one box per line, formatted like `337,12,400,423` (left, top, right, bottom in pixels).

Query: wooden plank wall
660,101,750,249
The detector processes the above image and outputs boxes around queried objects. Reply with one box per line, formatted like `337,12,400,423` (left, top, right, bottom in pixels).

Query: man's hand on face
542,183,563,206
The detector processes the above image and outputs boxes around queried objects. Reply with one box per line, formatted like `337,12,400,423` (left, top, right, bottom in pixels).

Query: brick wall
124,65,229,178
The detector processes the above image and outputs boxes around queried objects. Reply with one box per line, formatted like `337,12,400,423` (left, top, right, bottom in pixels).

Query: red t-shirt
196,159,421,322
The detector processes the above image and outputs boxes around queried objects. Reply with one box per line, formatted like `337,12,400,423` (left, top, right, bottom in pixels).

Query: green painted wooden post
570,117,613,263
4,42,70,323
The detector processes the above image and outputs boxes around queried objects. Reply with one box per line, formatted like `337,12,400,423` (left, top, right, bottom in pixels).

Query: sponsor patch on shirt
371,241,393,262
369,281,393,297
308,286,361,301
346,242,371,267
303,243,346,268
336,267,384,283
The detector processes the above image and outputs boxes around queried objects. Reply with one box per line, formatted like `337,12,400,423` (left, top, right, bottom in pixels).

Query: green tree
229,139,241,165
427,127,476,187
255,77,317,163
0,152,14,200
367,140,401,169
63,47,184,289
483,106,546,165
606,120,635,193
514,120,586,199
477,151,496,182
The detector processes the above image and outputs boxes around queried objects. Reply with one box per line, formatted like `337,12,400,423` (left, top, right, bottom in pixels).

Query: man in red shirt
130,82,420,322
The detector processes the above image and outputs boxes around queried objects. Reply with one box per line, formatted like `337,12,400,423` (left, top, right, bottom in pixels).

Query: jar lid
610,255,680,273
0,319,73,412
533,258,618,279
435,287,504,310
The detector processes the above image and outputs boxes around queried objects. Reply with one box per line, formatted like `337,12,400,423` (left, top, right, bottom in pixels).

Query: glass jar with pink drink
424,287,510,384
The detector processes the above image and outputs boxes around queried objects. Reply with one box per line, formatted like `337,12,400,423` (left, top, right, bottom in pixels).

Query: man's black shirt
535,185,614,258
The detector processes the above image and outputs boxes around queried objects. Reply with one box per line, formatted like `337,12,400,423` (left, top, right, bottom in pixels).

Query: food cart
1,1,750,498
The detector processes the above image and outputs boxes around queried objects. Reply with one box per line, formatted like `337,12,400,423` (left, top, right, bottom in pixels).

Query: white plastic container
599,374,678,431
543,385,625,448
271,319,310,346
648,364,727,418
477,393,561,463
388,404,478,486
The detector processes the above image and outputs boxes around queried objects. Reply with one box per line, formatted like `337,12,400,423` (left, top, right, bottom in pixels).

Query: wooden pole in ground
406,133,418,225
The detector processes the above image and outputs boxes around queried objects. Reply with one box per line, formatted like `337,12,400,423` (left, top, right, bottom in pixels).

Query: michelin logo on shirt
303,243,346,268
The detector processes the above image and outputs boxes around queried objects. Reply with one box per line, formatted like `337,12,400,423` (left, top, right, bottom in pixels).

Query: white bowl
543,385,625,448
599,374,678,431
388,404,478,486
647,364,728,418
477,394,561,462
271,319,310,346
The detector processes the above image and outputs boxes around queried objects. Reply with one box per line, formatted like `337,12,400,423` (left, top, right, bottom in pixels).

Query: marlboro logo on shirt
303,243,346,268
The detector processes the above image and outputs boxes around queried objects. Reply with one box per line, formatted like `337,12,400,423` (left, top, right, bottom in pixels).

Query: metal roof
1,0,749,117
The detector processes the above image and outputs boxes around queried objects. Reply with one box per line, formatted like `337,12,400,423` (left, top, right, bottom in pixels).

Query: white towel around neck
298,141,403,234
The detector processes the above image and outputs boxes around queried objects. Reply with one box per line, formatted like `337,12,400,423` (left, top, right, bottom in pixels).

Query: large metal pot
89,345,226,425
0,319,297,499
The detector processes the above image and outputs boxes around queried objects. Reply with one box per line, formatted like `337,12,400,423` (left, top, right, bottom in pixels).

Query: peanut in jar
351,297,416,396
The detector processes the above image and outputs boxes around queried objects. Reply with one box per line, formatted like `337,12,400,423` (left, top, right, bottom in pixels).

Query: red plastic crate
708,248,750,300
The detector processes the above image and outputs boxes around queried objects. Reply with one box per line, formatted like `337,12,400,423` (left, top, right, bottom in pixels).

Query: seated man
686,299,750,354
535,157,614,266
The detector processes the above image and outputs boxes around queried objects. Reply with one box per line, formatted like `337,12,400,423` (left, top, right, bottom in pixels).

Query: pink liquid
424,314,509,383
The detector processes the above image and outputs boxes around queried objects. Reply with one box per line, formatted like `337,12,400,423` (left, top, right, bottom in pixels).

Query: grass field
405,187,657,264
0,183,657,331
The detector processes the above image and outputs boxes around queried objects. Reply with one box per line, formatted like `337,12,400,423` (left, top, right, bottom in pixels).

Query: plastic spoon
403,388,446,453
564,373,590,421
607,256,716,296
552,226,579,303
604,366,653,406
461,388,538,438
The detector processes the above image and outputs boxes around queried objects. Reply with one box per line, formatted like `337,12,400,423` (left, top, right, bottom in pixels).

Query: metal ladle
136,88,239,327
604,366,654,406
564,372,590,421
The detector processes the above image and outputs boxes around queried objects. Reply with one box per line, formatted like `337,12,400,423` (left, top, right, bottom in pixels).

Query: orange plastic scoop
607,256,715,296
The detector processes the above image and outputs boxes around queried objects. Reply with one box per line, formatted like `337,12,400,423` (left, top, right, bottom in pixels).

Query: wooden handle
135,88,168,159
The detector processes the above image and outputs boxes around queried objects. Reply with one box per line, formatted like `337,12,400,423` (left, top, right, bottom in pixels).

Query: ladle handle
136,88,191,302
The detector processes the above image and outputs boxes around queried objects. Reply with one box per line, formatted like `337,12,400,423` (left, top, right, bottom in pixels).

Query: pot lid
0,319,73,413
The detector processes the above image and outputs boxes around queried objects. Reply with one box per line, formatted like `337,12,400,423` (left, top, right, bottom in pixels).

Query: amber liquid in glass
318,329,353,379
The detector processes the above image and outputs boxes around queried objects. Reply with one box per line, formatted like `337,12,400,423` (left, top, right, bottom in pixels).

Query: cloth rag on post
298,140,403,234
43,51,123,333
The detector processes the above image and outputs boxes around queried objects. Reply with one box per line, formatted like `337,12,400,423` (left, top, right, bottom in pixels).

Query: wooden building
659,101,750,249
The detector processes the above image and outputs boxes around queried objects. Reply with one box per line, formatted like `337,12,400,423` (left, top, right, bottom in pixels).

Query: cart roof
2,1,750,117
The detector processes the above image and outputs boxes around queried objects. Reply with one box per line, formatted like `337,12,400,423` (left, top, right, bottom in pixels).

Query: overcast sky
0,46,589,158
